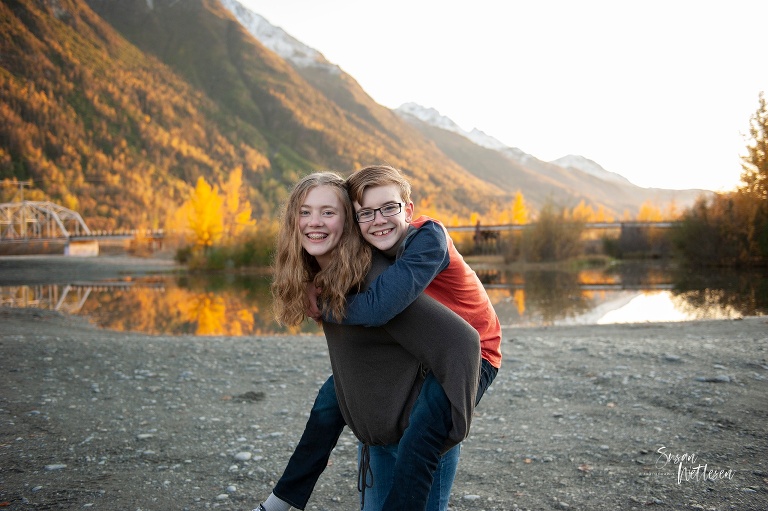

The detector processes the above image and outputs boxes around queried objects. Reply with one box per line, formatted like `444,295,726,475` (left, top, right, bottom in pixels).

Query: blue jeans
273,360,498,510
379,359,498,510
273,376,346,510
359,442,460,511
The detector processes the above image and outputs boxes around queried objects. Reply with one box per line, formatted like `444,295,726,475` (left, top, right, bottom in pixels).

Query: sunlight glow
597,292,697,324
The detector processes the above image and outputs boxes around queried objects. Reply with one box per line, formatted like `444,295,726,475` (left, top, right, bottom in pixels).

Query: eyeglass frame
355,202,404,223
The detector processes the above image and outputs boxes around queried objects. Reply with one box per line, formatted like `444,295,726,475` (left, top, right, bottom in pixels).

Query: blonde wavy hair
271,172,372,325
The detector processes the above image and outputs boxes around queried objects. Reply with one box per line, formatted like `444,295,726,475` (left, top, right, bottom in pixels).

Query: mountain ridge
222,0,707,216
0,0,707,232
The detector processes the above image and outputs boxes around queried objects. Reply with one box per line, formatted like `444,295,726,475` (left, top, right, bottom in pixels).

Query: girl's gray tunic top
323,252,481,450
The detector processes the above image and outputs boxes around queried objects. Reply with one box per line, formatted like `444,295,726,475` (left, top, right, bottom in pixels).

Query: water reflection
0,274,321,336
1,263,765,335
479,264,765,327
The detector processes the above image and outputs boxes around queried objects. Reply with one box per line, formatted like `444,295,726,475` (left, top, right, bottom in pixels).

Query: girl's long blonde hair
271,172,372,326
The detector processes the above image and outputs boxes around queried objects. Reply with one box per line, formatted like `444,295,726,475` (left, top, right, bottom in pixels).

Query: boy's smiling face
354,184,414,256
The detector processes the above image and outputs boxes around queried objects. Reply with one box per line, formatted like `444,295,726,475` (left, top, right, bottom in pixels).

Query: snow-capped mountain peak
396,103,465,134
550,155,631,185
220,0,339,73
465,128,510,151
397,104,517,150
396,103,531,159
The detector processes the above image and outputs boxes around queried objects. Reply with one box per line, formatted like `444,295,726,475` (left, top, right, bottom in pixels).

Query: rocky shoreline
1,305,767,510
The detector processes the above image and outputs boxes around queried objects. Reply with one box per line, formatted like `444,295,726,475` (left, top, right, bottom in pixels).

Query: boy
258,165,501,511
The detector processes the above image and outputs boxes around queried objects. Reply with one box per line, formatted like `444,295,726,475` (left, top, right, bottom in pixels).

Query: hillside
0,0,273,229
1,0,705,232
0,0,505,231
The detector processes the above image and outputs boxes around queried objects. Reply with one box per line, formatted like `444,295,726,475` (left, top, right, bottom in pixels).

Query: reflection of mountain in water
556,291,640,325
561,291,740,325
476,263,766,327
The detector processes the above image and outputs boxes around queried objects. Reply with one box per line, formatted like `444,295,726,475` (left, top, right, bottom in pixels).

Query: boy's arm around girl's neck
327,220,450,327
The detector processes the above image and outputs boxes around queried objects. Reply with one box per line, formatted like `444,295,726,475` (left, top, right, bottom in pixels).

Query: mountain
85,0,503,216
0,0,503,231
395,103,707,216
0,0,706,233
0,0,270,229
550,155,631,186
221,1,707,217
219,0,338,73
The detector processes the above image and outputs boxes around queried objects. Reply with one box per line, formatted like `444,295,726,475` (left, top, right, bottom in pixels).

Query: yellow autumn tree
416,195,440,219
188,176,224,249
637,201,664,221
511,191,529,224
571,200,595,222
220,166,256,241
486,201,507,224
593,205,613,222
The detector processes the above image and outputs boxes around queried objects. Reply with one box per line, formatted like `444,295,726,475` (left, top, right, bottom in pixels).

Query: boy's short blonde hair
346,165,412,205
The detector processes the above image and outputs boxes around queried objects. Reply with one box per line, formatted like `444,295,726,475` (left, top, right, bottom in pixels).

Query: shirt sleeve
329,220,450,327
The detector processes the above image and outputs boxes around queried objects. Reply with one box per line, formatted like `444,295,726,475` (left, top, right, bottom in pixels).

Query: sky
239,0,767,192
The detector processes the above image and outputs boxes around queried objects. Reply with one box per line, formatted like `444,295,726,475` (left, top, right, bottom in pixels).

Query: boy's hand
306,282,322,324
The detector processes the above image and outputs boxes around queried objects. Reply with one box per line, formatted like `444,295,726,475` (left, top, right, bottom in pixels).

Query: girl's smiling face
298,185,346,268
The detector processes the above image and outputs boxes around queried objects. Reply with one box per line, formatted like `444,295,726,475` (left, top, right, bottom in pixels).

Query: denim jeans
379,359,498,510
272,376,346,510
358,442,460,511
273,360,498,510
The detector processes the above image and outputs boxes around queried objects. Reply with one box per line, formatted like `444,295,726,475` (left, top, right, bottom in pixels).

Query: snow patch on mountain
220,0,340,74
550,155,631,185
397,103,532,160
396,103,465,133
466,128,509,151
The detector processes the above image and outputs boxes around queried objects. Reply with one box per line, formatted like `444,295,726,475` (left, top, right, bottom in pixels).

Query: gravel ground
1,303,767,511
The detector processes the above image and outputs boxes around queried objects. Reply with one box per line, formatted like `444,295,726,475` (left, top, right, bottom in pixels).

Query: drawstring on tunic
357,443,374,509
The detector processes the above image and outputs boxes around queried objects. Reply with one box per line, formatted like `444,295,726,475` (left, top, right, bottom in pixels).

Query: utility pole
2,178,33,202
17,179,33,202
4,179,34,238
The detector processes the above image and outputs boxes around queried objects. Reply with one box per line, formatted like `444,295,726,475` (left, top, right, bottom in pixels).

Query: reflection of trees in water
671,269,768,318
602,261,673,287
72,264,767,334
518,271,593,325
475,269,502,285
80,274,323,336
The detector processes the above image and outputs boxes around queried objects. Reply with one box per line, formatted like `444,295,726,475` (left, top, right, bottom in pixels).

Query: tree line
673,92,767,267
175,88,768,270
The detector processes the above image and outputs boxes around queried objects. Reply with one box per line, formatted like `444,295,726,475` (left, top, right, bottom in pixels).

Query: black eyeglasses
355,202,403,223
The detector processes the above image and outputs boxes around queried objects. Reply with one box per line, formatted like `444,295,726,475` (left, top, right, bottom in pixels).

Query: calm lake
1,261,765,336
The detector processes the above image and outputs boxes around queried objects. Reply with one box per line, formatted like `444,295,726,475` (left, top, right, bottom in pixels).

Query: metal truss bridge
0,201,92,240
0,201,164,255
1,281,165,314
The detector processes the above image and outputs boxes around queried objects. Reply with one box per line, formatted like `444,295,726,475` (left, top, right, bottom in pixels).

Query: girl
265,172,480,511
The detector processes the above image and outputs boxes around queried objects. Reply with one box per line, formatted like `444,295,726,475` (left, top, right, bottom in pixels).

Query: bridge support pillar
65,239,99,257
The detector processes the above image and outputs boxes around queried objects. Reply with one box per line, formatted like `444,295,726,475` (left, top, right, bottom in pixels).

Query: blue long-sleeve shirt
332,220,450,327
